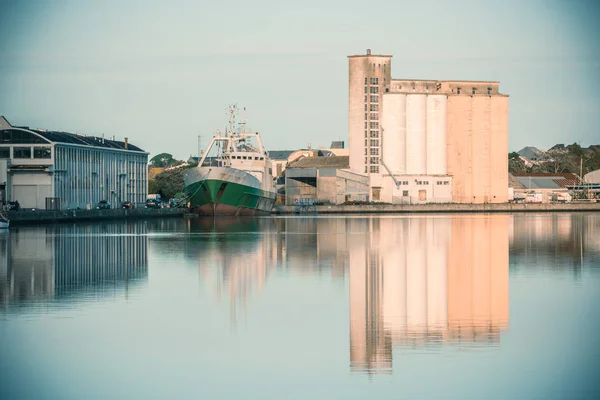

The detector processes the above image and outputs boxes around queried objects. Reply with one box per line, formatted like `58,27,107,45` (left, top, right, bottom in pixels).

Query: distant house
510,172,580,203
517,146,542,161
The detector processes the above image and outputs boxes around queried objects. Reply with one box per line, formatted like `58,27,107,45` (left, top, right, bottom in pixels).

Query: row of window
456,87,492,95
364,95,379,104
365,148,379,156
364,104,380,112
224,155,264,161
0,146,51,159
437,181,450,185
365,77,380,85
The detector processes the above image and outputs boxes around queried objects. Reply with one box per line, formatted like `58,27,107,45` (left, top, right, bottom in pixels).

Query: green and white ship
183,106,276,216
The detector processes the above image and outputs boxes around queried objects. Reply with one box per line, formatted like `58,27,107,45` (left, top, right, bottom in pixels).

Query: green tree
150,153,176,168
152,167,191,199
508,152,520,160
587,150,600,174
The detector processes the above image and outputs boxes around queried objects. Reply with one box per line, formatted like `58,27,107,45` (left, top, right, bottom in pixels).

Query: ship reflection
0,223,148,309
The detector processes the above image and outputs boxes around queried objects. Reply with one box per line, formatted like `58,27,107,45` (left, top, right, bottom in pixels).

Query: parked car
96,200,111,210
145,199,162,209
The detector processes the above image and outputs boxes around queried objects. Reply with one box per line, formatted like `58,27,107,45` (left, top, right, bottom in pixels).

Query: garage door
12,185,45,209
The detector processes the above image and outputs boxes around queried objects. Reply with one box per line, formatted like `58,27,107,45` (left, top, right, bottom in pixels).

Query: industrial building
349,50,509,204
284,156,369,205
0,116,148,210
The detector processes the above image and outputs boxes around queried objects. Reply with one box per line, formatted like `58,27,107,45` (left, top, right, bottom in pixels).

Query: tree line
509,143,600,176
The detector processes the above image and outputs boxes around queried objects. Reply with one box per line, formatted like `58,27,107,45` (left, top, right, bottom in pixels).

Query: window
365,121,367,129
444,181,449,185
365,95,367,103
0,129,47,144
0,148,9,158
365,104,367,112
365,148,368,155
365,139,368,146
370,95,378,103
403,190,409,196
385,88,389,93
242,156,247,160
365,77,368,84
370,139,379,146
487,87,492,95
370,157,379,164
411,82,415,90
472,87,477,94
13,147,31,158
370,165,379,173
34,147,51,158
369,148,379,155
369,122,379,129
370,86,378,94
424,181,429,185
403,181,408,185
364,86,367,93
364,130,367,138
370,104,379,112
370,113,378,120
457,87,461,94
365,113,368,120
369,130,379,138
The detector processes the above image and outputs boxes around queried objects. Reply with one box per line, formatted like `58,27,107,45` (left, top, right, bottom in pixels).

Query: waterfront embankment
273,202,600,214
7,208,187,226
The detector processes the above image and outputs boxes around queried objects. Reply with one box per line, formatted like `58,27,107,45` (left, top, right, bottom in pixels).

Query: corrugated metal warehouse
0,116,148,210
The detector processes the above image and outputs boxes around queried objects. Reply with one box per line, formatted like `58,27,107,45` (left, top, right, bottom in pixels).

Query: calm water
1,214,599,399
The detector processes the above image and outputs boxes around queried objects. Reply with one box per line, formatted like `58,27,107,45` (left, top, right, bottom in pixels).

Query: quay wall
273,202,600,214
7,208,187,226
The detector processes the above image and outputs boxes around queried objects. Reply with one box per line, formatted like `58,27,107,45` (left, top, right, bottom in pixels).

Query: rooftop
0,116,144,152
287,155,349,169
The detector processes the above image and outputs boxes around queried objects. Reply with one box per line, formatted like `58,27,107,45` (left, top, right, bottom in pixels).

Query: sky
0,0,599,160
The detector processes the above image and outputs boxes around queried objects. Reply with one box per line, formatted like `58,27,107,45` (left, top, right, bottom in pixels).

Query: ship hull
184,168,276,216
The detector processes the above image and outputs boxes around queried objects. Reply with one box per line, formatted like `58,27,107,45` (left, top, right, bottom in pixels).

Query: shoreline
272,202,600,215
4,202,599,226
6,208,187,226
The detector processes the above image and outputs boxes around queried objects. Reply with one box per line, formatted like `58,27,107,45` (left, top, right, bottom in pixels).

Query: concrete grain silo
405,94,427,175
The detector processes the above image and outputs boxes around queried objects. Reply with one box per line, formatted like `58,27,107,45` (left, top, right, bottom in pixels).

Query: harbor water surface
1,214,599,399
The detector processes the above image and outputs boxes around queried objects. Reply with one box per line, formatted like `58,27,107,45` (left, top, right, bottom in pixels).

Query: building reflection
510,213,600,276
349,216,510,374
0,223,148,308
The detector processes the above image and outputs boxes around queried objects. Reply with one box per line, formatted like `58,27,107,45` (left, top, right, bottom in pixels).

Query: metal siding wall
405,94,427,175
381,94,406,174
426,95,447,175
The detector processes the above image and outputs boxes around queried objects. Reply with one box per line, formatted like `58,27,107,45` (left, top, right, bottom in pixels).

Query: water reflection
180,215,511,374
510,213,600,275
0,223,148,309
349,216,510,374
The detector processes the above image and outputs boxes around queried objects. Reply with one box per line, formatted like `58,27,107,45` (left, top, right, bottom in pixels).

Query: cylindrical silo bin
426,95,448,175
405,94,427,175
381,93,407,174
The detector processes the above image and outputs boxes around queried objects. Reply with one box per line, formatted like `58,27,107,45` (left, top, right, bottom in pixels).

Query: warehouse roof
0,115,145,152
287,156,350,169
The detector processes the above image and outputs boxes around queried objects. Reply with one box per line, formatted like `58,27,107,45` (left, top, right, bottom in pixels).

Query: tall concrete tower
348,50,392,175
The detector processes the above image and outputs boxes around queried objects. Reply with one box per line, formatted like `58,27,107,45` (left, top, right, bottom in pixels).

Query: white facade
381,94,406,174
379,175,452,204
405,94,427,175
426,95,447,175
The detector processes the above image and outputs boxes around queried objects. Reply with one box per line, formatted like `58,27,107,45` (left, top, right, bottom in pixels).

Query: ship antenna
227,104,237,136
